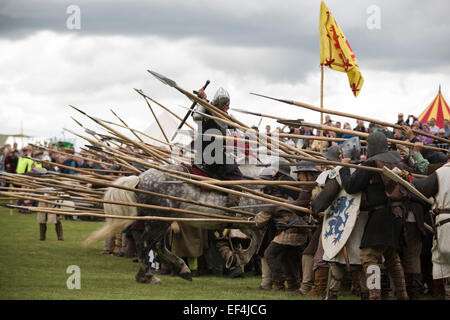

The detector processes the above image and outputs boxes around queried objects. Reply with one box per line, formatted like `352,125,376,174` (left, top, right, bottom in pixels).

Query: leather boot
323,291,338,300
388,264,409,300
405,273,423,300
39,223,46,241
351,269,361,296
369,289,382,300
433,279,445,300
55,221,63,241
299,254,314,295
306,267,329,297
286,277,299,292
272,280,285,291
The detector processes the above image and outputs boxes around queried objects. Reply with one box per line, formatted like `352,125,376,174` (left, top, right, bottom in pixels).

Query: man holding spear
192,86,243,207
339,132,411,300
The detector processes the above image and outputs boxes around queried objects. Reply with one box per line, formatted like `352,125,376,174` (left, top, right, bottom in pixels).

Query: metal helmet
367,132,388,158
259,166,276,180
323,145,343,162
259,158,291,180
292,160,319,173
340,136,361,160
210,87,230,109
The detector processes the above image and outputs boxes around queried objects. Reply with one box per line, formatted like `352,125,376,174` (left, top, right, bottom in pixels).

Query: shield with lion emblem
321,189,362,260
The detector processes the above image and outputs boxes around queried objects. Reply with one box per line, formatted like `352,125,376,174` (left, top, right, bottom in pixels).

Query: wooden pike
71,119,142,174
110,109,145,143
166,173,311,214
134,88,194,131
178,104,325,162
68,128,295,205
1,177,102,199
98,144,293,204
2,190,251,220
191,132,325,157
67,127,191,166
278,133,367,144
279,154,427,178
134,94,173,150
90,117,178,150
147,70,319,161
175,179,317,186
250,92,450,145
69,105,169,164
382,166,433,205
26,156,116,180
30,143,116,169
56,172,256,217
3,204,255,225
280,120,447,153
0,191,101,211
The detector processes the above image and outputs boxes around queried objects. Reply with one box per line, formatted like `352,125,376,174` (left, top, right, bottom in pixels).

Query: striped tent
418,86,450,128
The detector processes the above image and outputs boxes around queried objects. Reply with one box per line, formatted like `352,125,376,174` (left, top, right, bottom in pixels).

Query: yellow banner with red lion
319,1,364,97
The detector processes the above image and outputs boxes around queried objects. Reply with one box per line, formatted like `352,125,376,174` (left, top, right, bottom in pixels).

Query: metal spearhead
231,108,260,117
147,70,178,89
250,92,294,105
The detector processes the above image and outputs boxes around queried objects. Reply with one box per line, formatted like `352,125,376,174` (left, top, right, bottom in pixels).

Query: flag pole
319,64,324,153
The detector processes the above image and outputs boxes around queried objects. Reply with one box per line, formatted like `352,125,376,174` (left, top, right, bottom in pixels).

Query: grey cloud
0,0,449,80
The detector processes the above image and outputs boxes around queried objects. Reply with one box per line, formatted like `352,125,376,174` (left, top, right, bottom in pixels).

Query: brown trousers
360,245,408,298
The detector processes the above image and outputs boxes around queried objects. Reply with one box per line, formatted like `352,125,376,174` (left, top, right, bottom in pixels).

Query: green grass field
0,205,361,300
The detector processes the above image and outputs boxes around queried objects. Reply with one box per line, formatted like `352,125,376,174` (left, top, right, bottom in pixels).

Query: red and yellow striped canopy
418,87,450,128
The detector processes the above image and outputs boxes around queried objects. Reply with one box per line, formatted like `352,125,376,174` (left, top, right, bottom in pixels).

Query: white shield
321,189,362,260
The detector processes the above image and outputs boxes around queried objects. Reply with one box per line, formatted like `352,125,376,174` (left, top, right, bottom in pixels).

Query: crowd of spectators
259,113,449,155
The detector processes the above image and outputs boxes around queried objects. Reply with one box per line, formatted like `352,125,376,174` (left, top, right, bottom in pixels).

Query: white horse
84,147,281,283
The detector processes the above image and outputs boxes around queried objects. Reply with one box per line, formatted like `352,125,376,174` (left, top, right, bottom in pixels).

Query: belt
435,208,450,214
371,204,386,211
436,218,450,228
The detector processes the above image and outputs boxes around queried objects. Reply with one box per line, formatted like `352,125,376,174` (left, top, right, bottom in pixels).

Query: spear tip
250,92,294,105
69,105,87,115
147,69,178,88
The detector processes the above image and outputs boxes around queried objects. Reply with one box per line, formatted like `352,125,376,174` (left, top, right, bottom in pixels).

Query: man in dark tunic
192,87,243,207
339,132,409,300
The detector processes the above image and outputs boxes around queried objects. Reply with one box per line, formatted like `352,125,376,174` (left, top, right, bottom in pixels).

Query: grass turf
0,205,359,300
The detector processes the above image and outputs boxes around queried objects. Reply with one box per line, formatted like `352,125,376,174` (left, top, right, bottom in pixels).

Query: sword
171,79,210,141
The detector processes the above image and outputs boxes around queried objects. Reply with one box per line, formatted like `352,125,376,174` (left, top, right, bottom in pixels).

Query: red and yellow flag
319,1,364,97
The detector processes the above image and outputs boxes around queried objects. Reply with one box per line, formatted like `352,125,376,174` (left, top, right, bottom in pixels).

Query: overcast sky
1,0,449,148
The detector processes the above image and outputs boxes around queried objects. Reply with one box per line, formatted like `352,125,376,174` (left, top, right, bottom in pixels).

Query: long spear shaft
251,92,450,145
55,173,255,217
69,105,168,164
89,117,177,149
139,95,172,150
0,191,101,211
280,120,447,153
0,191,101,208
71,119,142,173
68,127,191,166
134,89,194,131
2,205,255,225
147,70,307,159
166,179,317,186
69,129,294,204
110,109,145,143
178,104,325,161
26,156,116,180
280,154,427,178
166,173,311,214
30,143,116,169
185,132,325,157
170,79,210,141
1,174,104,199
